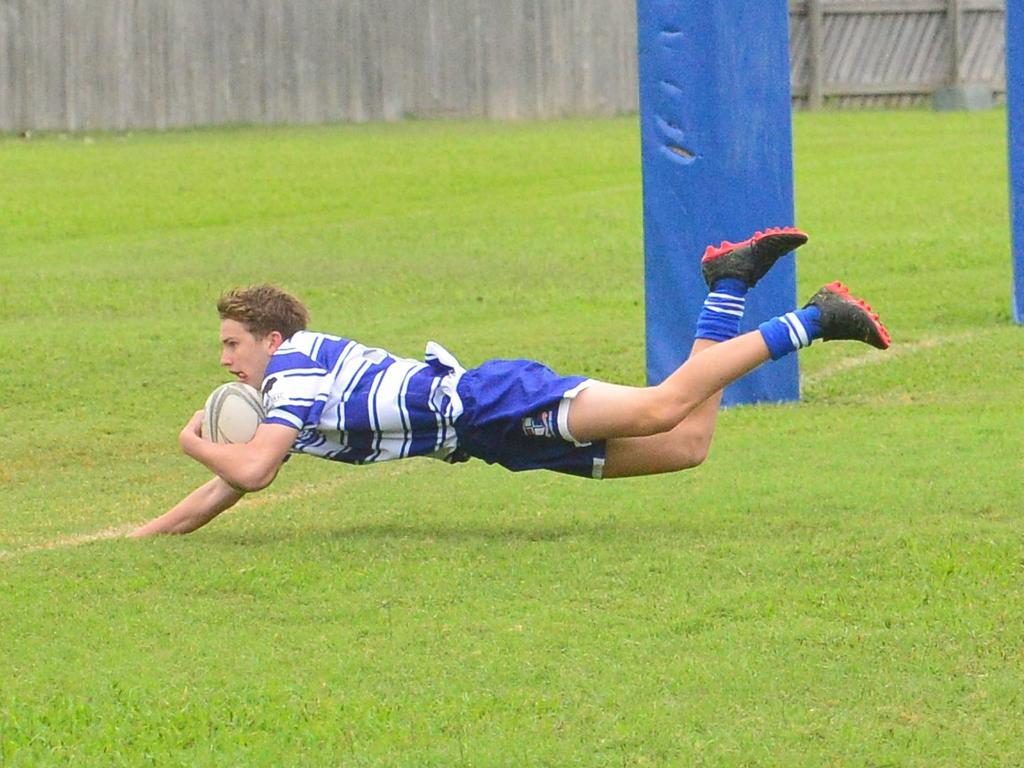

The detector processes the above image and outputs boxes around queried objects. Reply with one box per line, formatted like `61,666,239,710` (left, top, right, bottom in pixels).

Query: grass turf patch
1,110,1021,766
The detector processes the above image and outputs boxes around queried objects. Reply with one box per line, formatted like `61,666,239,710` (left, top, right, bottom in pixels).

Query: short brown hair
217,284,310,340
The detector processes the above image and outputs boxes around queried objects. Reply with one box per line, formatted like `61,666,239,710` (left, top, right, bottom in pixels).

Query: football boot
804,281,891,349
701,227,809,290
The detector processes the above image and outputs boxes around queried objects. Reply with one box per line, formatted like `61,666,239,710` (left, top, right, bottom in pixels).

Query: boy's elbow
232,463,279,493
232,474,270,493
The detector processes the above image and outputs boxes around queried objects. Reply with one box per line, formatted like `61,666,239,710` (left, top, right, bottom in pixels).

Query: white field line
801,331,976,389
0,525,137,561
1,462,416,561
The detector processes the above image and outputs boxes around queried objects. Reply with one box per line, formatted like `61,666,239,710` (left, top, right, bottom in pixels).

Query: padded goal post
1010,0,1024,322
637,1,800,404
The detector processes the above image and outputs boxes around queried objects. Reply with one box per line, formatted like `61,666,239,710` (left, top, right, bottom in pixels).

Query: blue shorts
453,359,606,479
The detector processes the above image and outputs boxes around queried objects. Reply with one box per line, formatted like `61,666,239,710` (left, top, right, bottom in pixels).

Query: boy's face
219,319,280,388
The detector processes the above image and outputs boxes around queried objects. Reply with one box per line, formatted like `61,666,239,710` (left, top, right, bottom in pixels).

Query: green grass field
1,109,1020,766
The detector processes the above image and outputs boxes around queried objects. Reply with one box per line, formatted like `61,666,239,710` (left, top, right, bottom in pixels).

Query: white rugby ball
201,382,266,444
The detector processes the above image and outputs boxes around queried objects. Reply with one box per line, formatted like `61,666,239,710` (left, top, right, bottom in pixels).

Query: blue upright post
638,1,800,404
1010,0,1024,322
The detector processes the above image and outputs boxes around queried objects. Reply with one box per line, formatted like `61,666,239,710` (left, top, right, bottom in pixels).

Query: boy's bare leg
601,338,726,477
567,331,770,448
573,280,891,478
572,228,809,468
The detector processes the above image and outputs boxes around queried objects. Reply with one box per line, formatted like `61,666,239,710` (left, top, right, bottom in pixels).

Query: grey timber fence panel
790,0,1006,108
0,0,641,131
0,0,1009,132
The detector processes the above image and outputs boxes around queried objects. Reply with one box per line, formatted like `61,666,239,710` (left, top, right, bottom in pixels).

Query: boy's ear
266,330,285,353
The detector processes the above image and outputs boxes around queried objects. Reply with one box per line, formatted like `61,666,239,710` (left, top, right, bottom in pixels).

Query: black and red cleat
701,227,809,290
804,281,891,350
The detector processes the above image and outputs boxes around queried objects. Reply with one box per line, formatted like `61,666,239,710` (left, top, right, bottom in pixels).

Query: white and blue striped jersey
260,331,466,465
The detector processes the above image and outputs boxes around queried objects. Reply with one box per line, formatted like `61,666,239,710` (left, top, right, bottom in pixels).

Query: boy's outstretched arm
130,411,299,537
129,476,245,537
176,410,298,493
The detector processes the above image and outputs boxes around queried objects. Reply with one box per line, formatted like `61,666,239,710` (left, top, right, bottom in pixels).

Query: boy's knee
670,432,711,470
636,388,695,436
634,404,677,436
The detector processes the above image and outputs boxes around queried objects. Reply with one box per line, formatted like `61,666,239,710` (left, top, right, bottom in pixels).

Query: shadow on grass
212,517,689,547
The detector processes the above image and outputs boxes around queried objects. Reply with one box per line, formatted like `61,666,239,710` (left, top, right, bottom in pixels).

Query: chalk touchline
801,331,975,389
1,463,415,561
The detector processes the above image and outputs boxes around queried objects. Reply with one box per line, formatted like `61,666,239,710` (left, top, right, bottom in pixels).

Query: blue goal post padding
637,1,799,404
1010,0,1024,322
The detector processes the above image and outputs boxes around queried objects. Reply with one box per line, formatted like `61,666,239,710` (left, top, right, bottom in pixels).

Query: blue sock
758,306,822,360
695,278,748,342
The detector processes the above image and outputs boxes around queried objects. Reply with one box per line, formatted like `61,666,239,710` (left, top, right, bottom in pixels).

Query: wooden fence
0,1,1008,133
790,0,1007,108
0,0,638,132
